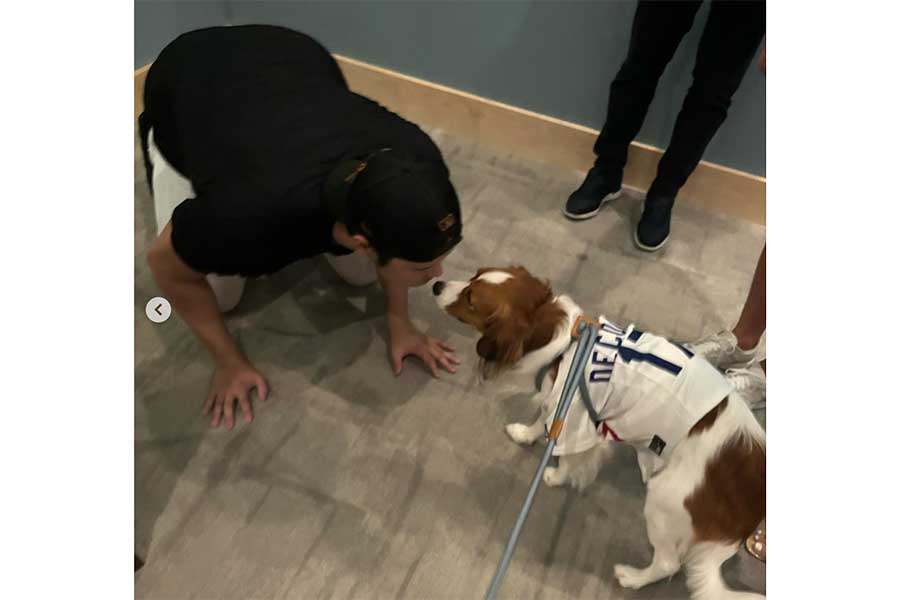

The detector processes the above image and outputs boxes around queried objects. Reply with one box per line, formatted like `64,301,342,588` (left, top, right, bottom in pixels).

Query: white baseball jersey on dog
544,316,733,480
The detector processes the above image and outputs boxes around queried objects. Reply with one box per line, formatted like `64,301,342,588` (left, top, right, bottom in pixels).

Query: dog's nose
432,281,446,296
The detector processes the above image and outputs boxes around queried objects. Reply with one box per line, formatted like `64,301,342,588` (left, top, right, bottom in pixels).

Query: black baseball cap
324,149,463,263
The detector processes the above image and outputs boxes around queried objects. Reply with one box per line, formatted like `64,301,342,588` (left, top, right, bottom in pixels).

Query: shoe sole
720,356,761,371
632,198,670,252
562,189,622,221
632,225,669,252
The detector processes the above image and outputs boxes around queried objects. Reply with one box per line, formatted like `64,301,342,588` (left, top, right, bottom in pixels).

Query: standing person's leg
635,0,765,250
690,245,766,369
565,1,702,219
733,245,766,352
734,248,766,594
144,129,246,312
594,1,703,178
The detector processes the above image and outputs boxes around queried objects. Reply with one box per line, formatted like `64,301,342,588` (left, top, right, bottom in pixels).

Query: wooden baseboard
134,64,149,120
134,57,765,224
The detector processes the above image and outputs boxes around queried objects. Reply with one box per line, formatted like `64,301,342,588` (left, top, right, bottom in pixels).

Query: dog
433,266,765,600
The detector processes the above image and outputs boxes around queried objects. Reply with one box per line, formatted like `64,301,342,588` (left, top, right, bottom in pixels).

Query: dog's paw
505,423,538,445
542,466,567,487
614,564,646,589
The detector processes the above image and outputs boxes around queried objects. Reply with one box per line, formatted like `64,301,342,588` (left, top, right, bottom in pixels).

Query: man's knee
207,275,246,313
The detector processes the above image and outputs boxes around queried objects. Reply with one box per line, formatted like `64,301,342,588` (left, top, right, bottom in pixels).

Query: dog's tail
685,542,764,600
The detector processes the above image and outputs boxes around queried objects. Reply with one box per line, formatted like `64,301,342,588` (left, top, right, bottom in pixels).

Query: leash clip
571,315,600,340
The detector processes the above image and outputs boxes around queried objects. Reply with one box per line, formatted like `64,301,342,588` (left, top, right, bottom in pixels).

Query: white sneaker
687,330,759,370
726,365,766,411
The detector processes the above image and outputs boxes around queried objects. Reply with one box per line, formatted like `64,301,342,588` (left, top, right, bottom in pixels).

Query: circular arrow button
145,297,172,324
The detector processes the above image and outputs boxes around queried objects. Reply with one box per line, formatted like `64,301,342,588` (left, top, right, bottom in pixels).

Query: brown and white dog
433,266,765,600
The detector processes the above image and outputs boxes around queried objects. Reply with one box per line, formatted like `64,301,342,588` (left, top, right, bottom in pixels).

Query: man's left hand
388,318,459,377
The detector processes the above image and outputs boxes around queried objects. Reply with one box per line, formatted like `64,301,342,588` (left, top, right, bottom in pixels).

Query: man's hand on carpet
388,318,459,377
202,359,269,430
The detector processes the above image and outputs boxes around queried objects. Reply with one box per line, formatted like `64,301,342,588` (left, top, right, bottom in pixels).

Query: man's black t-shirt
141,25,446,276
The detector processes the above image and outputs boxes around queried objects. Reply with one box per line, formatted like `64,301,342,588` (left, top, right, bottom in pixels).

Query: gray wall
135,0,765,176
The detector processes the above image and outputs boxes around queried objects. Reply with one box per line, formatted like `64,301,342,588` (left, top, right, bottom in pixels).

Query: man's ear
476,320,528,379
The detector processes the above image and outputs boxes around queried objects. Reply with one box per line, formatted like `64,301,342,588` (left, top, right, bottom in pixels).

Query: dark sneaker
563,167,622,220
634,197,674,251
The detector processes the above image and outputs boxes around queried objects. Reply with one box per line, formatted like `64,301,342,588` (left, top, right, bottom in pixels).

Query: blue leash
483,320,598,600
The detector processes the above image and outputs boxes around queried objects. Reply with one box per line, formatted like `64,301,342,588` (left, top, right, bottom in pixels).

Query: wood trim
134,57,765,224
134,64,150,119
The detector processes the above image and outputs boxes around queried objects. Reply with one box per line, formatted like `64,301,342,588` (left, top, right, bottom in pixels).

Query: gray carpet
135,126,765,599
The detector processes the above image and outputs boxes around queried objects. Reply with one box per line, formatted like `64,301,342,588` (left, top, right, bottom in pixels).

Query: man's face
377,250,452,289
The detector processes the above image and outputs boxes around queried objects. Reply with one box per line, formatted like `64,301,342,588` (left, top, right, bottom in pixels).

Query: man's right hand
201,360,269,430
148,223,269,431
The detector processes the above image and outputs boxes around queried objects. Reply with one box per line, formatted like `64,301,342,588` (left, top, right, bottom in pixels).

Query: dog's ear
477,320,528,378
524,302,567,354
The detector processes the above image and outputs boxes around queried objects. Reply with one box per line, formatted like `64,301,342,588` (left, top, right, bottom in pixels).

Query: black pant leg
650,0,765,199
593,1,703,181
